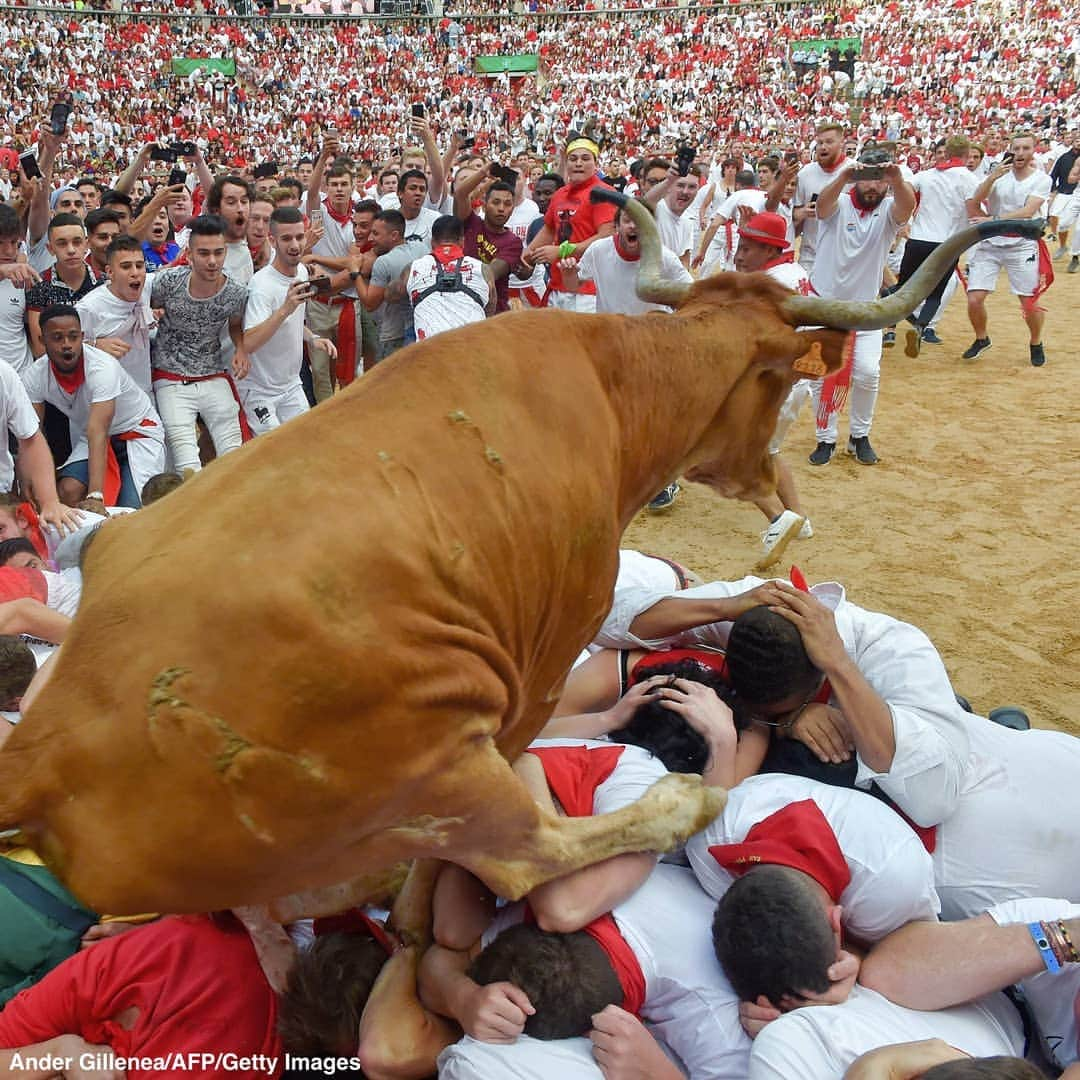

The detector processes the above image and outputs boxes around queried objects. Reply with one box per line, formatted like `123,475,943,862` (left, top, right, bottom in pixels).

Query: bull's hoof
637,773,727,851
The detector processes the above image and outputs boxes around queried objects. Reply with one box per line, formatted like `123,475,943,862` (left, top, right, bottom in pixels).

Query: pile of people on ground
0,544,1078,1080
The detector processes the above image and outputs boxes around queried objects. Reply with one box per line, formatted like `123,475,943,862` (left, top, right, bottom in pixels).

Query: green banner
793,38,861,56
171,57,236,77
474,54,538,75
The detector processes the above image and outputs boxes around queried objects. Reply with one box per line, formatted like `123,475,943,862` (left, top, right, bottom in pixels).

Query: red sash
18,502,50,561
331,297,358,388
102,417,158,506
815,326,856,428
313,908,396,957
582,913,646,1017
152,368,252,443
1021,238,1055,315
709,800,853,901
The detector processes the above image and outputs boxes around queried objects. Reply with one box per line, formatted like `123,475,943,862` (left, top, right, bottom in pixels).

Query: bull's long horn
782,218,1045,329
590,188,691,307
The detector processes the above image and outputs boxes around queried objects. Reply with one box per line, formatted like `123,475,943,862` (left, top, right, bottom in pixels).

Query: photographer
242,207,336,436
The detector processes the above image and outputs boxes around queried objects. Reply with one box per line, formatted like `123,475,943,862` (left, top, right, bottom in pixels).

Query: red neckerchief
313,909,396,957
935,157,967,171
709,800,853,902
525,745,624,817
614,235,640,262
432,243,465,266
761,250,796,268
51,353,86,394
848,187,878,218
17,502,49,560
149,243,171,259
818,154,848,175
324,201,352,227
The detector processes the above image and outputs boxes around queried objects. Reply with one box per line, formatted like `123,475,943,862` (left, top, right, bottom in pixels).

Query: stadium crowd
0,0,1077,1076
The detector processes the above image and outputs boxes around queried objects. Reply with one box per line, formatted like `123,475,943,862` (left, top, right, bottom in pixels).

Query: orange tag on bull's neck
793,341,827,377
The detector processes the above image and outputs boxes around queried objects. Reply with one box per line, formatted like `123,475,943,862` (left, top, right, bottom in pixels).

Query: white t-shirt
686,773,940,944
749,986,1023,1080
794,157,849,264
982,168,1052,247
0,360,42,490
705,190,767,265
576,236,692,315
76,278,156,396
591,550,687,650
910,166,980,242
506,200,545,291
764,260,812,294
812,193,903,301
400,206,440,248
407,253,488,341
243,262,309,395
22,343,157,460
0,280,32,374
656,200,692,258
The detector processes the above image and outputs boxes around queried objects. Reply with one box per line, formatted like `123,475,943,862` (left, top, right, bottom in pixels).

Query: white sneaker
756,510,805,571
799,518,814,539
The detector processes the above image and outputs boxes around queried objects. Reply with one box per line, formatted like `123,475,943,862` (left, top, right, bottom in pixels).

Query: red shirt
543,173,618,293
0,916,282,1078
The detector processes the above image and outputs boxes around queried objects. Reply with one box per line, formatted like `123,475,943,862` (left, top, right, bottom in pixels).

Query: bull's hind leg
442,746,726,901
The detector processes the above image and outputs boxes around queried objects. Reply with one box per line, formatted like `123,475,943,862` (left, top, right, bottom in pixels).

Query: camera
171,141,197,157
675,143,697,178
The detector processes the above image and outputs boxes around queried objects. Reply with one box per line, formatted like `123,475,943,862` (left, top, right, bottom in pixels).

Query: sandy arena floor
623,274,1080,734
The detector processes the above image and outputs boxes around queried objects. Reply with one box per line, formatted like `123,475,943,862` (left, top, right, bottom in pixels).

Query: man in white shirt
964,131,1053,367
900,135,980,356
24,304,165,509
241,207,336,436
0,205,33,375
732,213,814,568
557,203,692,316
648,168,698,269
397,169,440,250
793,122,850,276
696,170,766,275
407,215,492,341
76,235,155,396
807,151,914,466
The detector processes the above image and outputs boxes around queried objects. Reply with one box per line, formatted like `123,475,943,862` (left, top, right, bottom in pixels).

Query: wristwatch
86,491,104,501
349,270,361,282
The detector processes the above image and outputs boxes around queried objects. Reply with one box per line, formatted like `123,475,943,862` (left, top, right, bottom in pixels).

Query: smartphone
458,131,475,149
309,209,324,229
170,140,197,157
675,144,697,178
496,165,519,189
149,146,177,163
168,167,188,187
411,103,425,119
49,101,72,136
784,151,800,165
18,150,41,180
857,165,884,180
1001,152,1015,166
311,276,332,295
810,193,819,204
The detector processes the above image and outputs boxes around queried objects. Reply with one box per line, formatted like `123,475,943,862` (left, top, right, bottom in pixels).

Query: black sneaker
1030,343,1046,367
961,337,992,360
904,329,922,358
808,441,835,466
921,328,943,345
847,435,879,465
647,483,680,512
882,330,896,348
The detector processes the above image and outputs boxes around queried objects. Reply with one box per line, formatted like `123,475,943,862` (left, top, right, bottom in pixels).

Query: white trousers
240,381,310,437
811,328,882,443
153,376,243,473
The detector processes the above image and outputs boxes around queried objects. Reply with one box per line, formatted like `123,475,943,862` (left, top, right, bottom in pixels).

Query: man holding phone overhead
242,207,336,436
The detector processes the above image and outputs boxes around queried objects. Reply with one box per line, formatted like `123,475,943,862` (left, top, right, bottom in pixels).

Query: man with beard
453,166,525,314
807,150,914,466
793,122,850,277
242,207,335,434
521,135,617,313
205,175,255,285
964,132,1052,367
76,235,155,395
22,305,165,510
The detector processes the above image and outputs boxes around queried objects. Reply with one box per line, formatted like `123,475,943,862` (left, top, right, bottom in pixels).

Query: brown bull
0,198,1035,918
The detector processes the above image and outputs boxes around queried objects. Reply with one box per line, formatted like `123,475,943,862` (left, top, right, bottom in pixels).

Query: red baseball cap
738,212,788,249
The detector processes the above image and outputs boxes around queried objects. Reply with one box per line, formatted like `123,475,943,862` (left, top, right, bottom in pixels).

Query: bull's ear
755,327,850,378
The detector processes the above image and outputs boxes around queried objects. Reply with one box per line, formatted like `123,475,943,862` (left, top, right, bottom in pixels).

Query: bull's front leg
435,746,726,901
